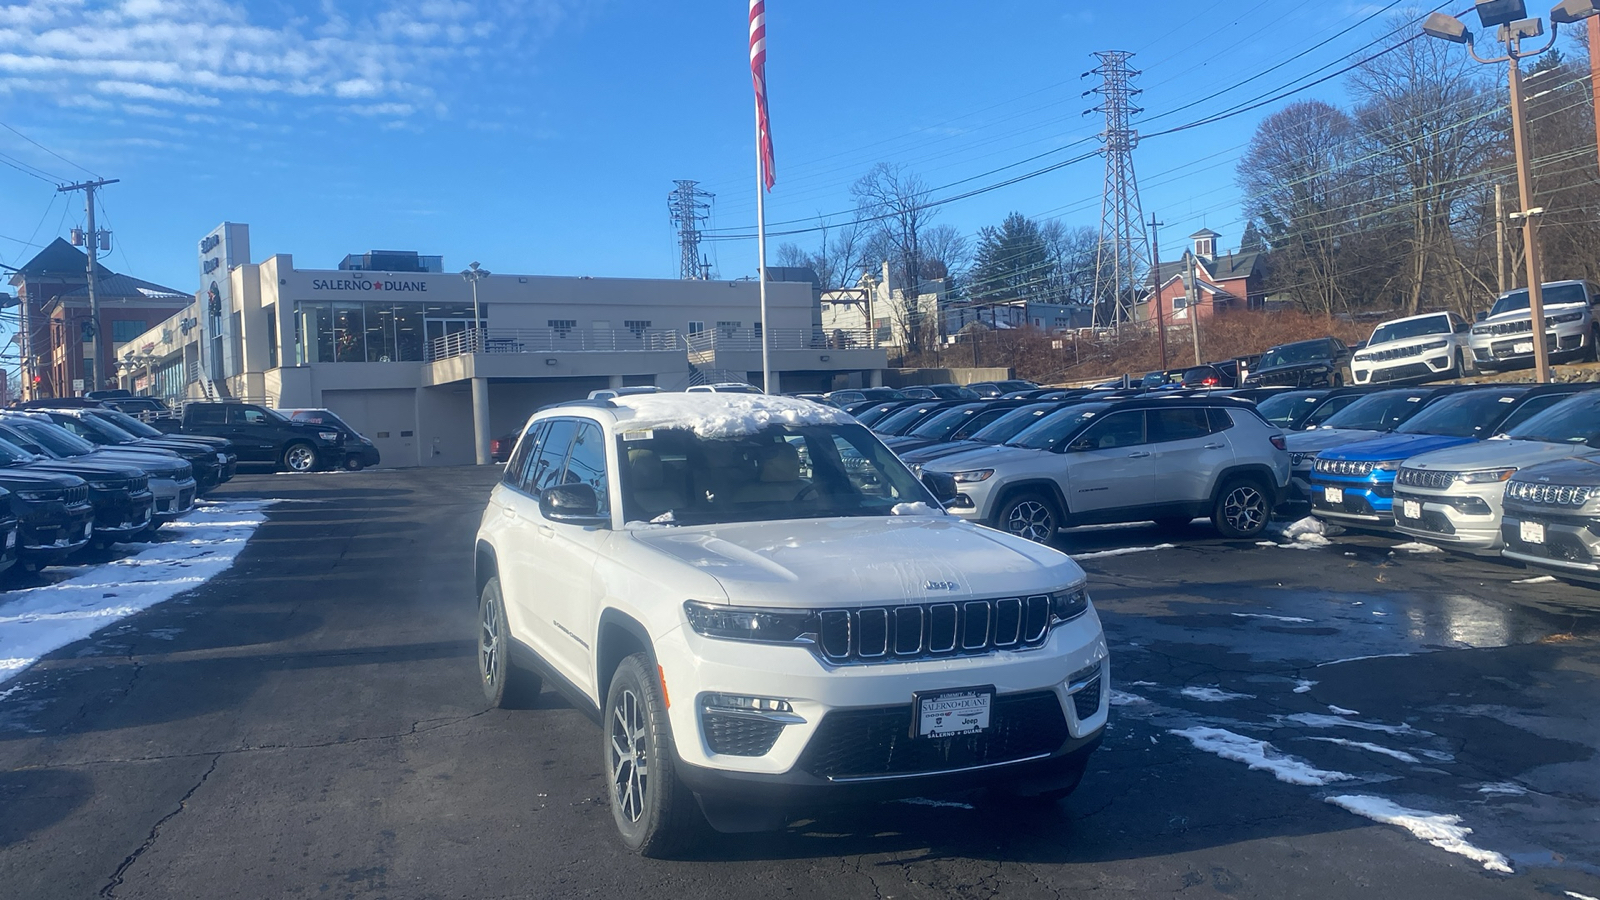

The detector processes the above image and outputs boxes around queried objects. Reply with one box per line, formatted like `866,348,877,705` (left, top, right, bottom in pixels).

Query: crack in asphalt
98,752,220,899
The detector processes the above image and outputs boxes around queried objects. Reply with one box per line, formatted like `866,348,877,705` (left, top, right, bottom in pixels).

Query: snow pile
1071,544,1176,561
891,502,945,517
1107,689,1148,706
1233,613,1314,624
613,393,849,438
1180,686,1255,703
0,500,271,685
1325,795,1513,873
1294,679,1317,694
1513,575,1558,585
1286,712,1422,735
1305,736,1421,764
1391,542,1443,555
1476,782,1528,796
1171,727,1354,786
1260,517,1335,550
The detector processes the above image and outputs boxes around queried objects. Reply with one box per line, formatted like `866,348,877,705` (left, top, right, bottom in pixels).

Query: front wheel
605,653,703,857
1585,325,1599,363
1213,476,1271,539
343,455,365,472
993,491,1062,545
281,441,318,473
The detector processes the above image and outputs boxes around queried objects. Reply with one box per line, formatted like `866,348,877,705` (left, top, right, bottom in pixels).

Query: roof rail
536,398,618,413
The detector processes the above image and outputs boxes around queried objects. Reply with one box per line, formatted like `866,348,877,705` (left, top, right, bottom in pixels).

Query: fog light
704,693,792,713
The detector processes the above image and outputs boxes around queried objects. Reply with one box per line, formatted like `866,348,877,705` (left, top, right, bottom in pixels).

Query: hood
899,440,989,465
1482,300,1587,325
1356,334,1454,357
1285,428,1382,454
1404,437,1588,473
628,516,1083,610
924,444,1046,474
1320,432,1475,463
0,468,84,490
25,459,147,481
1507,453,1600,489
159,434,232,451
1248,361,1334,385
883,436,935,453
81,450,189,478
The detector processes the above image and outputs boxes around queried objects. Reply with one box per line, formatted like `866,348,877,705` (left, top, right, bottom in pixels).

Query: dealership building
118,223,886,467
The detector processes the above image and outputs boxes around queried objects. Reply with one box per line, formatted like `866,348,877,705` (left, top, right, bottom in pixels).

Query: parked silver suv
925,398,1290,542
1469,280,1600,370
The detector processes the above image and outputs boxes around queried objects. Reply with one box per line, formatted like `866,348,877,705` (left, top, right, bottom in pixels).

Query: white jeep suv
1351,311,1472,385
1469,280,1600,370
475,394,1109,856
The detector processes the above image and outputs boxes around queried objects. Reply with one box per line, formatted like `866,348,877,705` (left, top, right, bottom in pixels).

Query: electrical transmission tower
1085,51,1152,331
667,180,715,280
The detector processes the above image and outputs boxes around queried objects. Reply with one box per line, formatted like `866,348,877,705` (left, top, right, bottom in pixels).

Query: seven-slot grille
1507,481,1595,506
817,596,1052,664
130,475,148,494
1361,341,1442,362
1314,458,1375,476
1397,468,1456,490
63,485,89,505
1476,319,1535,336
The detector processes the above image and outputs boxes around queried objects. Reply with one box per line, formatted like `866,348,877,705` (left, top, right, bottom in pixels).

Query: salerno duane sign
309,277,430,292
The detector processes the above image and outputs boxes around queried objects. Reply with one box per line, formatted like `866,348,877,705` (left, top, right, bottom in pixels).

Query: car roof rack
537,398,619,414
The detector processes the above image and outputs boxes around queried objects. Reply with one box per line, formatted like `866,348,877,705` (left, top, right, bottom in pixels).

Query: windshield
1490,283,1589,316
967,403,1064,444
1505,392,1600,443
1254,391,1324,428
617,422,932,526
289,409,353,431
853,404,905,426
1008,404,1112,451
1304,394,1363,428
0,436,39,466
874,406,940,436
0,418,94,457
90,408,165,438
1369,315,1451,346
1395,390,1526,438
60,413,139,444
908,405,982,440
1321,391,1431,432
1258,341,1332,369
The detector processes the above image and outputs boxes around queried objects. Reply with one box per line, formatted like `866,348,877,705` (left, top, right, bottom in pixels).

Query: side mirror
540,483,609,526
1476,311,1488,322
1455,322,1471,334
1065,439,1094,453
921,471,959,505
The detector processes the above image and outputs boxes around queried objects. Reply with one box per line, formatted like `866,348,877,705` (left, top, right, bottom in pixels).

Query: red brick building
1138,229,1266,325
9,238,190,399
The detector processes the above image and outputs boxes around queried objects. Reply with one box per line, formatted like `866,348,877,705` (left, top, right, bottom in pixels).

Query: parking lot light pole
1426,2,1589,383
460,262,493,465
461,262,490,354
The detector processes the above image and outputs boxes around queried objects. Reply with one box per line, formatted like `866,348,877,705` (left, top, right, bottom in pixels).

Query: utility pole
1188,252,1202,365
58,178,118,393
1591,16,1600,177
1495,184,1508,292
1508,47,1552,383
1148,213,1167,370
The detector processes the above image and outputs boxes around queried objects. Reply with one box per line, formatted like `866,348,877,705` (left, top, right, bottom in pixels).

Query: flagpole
755,119,771,394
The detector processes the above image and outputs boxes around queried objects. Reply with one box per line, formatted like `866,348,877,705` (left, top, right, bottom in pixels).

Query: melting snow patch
1305,737,1420,764
612,394,850,439
1071,544,1177,561
1513,575,1558,585
1325,795,1512,874
1286,713,1423,735
895,797,974,810
1171,727,1354,786
1328,705,1360,716
1108,690,1148,706
1318,652,1417,667
1233,613,1315,624
1564,892,1600,900
0,500,271,685
1180,687,1254,703
1391,542,1443,555
1294,680,1317,694
891,502,944,517
1476,782,1528,796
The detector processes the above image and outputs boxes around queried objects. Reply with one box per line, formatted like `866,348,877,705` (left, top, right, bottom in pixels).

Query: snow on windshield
614,394,850,439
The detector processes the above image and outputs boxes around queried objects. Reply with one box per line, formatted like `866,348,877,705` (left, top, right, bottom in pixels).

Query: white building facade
119,224,886,467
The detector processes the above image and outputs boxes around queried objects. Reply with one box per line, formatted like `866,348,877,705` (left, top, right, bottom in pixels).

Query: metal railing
685,328,876,353
426,328,685,362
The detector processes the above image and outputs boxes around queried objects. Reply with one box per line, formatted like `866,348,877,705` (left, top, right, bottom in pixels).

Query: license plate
1403,500,1422,520
1514,341,1534,354
915,686,993,739
1324,486,1344,505
1520,520,1546,545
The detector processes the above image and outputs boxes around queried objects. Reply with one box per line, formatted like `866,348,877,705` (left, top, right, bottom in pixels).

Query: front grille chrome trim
817,595,1057,665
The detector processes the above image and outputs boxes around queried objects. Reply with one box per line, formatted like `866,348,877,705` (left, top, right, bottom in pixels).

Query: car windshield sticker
622,430,654,442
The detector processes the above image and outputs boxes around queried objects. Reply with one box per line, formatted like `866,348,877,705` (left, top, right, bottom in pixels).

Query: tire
281,441,318,473
1585,326,1599,363
604,653,703,858
478,577,542,708
993,491,1062,544
343,455,365,472
1212,476,1271,539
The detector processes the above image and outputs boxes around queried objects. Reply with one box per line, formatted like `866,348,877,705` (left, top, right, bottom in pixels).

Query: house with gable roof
1136,228,1267,325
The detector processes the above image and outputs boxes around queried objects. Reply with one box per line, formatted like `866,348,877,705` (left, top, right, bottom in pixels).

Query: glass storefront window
295,300,474,363
367,305,395,362
395,303,424,361
333,303,365,362
265,305,278,369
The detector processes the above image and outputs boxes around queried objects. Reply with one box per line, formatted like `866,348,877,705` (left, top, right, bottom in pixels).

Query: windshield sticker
622,430,654,442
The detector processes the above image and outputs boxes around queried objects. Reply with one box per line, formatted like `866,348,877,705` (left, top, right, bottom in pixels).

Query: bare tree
852,163,937,352
774,218,867,291
1040,221,1100,306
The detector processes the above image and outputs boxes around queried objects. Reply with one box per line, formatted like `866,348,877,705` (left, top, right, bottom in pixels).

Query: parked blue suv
1310,384,1593,528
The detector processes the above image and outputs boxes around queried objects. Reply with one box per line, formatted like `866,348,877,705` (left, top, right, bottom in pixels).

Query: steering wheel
793,483,820,502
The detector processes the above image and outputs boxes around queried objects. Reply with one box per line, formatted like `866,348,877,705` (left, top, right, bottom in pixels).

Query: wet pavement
0,469,1596,899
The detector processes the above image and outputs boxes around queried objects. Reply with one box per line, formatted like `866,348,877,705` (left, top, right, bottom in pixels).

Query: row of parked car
842,380,1600,586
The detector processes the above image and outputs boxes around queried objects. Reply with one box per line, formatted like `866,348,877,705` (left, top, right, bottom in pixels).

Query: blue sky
0,1,1459,296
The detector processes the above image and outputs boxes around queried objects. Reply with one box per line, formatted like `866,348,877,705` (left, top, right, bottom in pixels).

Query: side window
503,421,546,489
1498,394,1569,434
54,418,93,439
560,422,610,516
189,406,227,426
1206,407,1237,432
1070,411,1146,450
527,419,578,496
1150,408,1213,443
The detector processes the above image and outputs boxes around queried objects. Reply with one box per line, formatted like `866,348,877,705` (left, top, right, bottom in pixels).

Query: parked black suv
282,409,381,470
5,439,154,544
1244,337,1355,388
0,415,197,527
84,408,238,485
180,403,345,473
0,486,18,576
33,410,230,495
0,437,95,569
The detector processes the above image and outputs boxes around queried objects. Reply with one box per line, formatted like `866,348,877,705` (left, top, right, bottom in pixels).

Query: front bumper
1470,324,1590,369
152,477,199,523
90,488,155,536
1352,350,1456,385
349,445,381,467
1391,487,1504,552
17,501,95,562
1310,474,1395,527
1501,509,1600,580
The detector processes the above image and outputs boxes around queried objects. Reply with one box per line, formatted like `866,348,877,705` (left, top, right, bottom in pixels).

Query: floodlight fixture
1475,0,1529,27
1422,12,1474,42
1550,0,1600,24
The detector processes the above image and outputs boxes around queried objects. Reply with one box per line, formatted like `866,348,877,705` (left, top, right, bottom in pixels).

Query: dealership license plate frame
1520,520,1546,545
913,685,995,739
1514,341,1534,355
1324,486,1344,505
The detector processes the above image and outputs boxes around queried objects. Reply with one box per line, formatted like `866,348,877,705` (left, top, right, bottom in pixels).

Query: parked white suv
1351,311,1472,385
474,394,1109,856
924,398,1289,542
1469,280,1600,370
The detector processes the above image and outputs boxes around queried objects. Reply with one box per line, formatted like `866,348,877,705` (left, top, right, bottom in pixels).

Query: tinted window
1,419,93,456
188,406,227,426
504,421,545,489
969,404,1062,444
1206,408,1237,432
1321,391,1430,432
1070,411,1147,450
561,421,610,516
1491,283,1589,316
1394,390,1528,438
1009,404,1112,450
950,407,1014,440
1495,393,1571,435
1150,408,1213,443
1304,394,1362,428
908,406,979,440
528,419,579,496
1255,391,1323,428
873,406,938,435
1504,392,1600,443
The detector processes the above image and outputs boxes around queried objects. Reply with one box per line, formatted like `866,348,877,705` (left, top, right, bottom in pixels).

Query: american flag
749,0,775,191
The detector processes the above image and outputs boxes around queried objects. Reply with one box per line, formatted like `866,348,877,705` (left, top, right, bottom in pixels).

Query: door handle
502,506,517,519
1204,443,1226,450
537,525,555,538
1127,451,1151,458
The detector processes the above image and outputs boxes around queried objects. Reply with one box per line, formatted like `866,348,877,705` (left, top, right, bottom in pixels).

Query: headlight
951,469,995,484
1472,325,1492,335
1552,312,1584,324
86,480,123,490
1374,459,1403,472
318,431,340,442
1050,586,1090,624
1460,468,1516,484
1353,354,1371,362
13,490,58,501
683,600,817,643
1422,339,1450,351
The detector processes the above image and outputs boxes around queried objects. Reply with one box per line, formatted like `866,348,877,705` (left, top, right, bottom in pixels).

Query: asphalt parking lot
1,467,1597,899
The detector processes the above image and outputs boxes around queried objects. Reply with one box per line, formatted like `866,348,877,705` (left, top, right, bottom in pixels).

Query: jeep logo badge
925,581,960,592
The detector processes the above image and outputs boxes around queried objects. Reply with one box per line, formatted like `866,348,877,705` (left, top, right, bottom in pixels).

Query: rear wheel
1213,476,1270,539
478,577,541,708
281,441,318,473
605,653,703,857
993,491,1062,544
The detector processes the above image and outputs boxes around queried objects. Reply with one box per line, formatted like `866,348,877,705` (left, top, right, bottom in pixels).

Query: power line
0,120,97,178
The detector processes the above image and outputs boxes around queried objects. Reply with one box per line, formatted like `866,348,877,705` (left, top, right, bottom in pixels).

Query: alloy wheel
286,446,315,472
1223,485,1266,534
479,592,501,689
1005,500,1055,543
610,689,649,824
